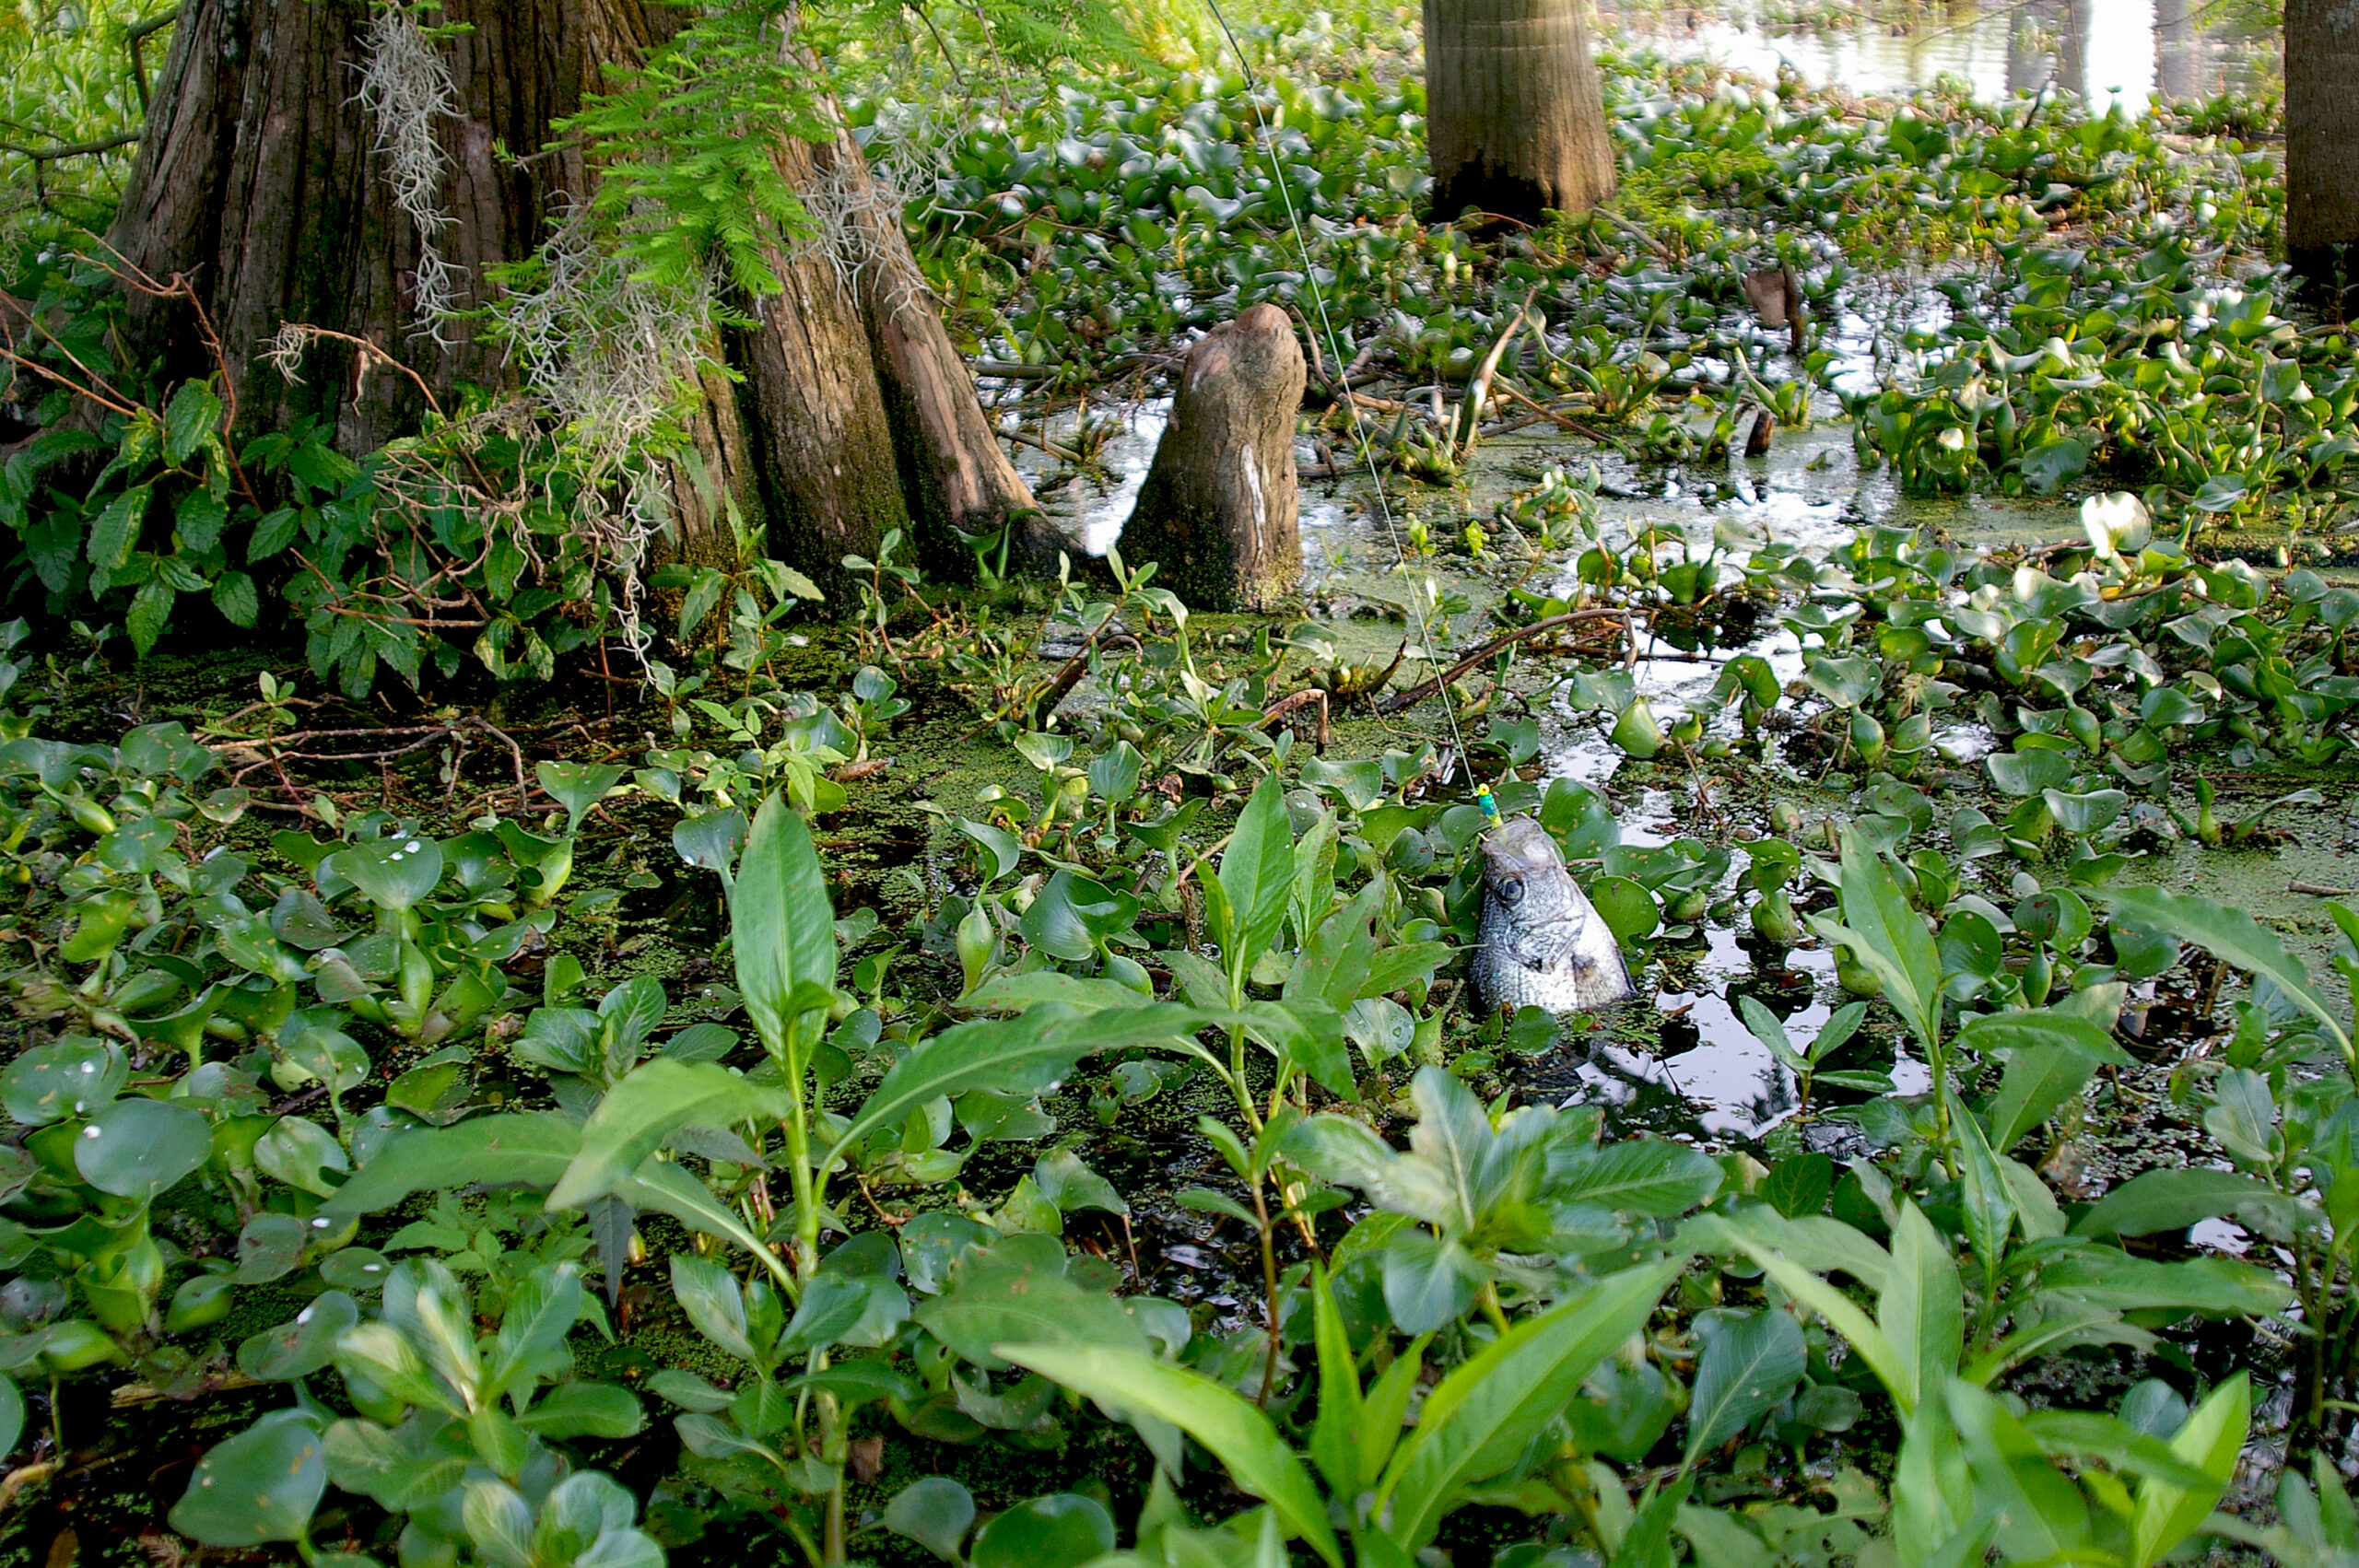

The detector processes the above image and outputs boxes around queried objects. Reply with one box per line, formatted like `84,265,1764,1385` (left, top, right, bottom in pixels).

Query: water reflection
1597,0,2276,115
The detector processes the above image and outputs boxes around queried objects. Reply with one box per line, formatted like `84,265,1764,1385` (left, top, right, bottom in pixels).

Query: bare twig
1375,609,1632,713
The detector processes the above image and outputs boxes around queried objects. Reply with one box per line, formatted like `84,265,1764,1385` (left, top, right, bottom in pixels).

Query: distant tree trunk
2287,0,2359,315
100,0,1054,598
2153,0,2199,104
1423,0,1615,227
2006,3,2051,96
2056,0,2090,103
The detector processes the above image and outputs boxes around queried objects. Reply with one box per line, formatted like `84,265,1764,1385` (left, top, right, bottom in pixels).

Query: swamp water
994,307,2354,1145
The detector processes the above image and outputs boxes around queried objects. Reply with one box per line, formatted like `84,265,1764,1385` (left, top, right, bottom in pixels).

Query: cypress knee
1119,304,1305,612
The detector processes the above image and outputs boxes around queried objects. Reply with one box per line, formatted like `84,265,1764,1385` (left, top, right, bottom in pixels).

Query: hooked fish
1472,816,1634,1015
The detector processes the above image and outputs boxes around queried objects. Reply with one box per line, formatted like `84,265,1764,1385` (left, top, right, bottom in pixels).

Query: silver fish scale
1472,816,1635,1015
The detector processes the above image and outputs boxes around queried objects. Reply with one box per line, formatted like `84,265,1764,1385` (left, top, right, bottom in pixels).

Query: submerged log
1119,304,1304,612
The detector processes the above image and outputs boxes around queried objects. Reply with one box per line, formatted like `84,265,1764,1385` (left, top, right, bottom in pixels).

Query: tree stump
1742,264,1806,356
1118,304,1304,612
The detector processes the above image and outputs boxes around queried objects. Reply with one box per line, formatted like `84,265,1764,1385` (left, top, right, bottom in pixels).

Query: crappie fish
1472,816,1634,1014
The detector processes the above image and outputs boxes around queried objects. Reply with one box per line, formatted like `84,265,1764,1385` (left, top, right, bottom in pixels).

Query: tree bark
1119,304,1304,613
99,0,1051,596
2287,0,2359,315
1423,0,1615,227
2153,0,2200,104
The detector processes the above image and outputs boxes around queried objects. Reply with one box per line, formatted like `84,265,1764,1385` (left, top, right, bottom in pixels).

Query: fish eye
1497,876,1524,905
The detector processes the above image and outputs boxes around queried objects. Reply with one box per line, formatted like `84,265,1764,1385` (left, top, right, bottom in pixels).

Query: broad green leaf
1709,1211,1901,1411
917,1262,1144,1373
971,1493,1115,1568
1947,1380,2091,1562
2131,1375,2248,1567
1,1036,125,1126
238,1292,359,1381
1815,828,1942,1056
1881,1202,1963,1418
536,762,628,829
998,1342,1341,1566
825,1003,1217,1176
74,1095,211,1199
1684,1308,1805,1461
1218,775,1296,984
1309,1266,1367,1497
170,1412,326,1545
2071,1167,2298,1240
734,794,839,1059
165,383,224,464
547,1059,791,1211
517,1381,643,1439
1552,1141,1724,1217
883,1477,976,1562
1982,1042,2102,1154
332,834,443,913
1948,1087,2016,1289
323,1112,789,1289
1379,1258,1682,1549
2091,886,2350,1059
2036,1247,2291,1316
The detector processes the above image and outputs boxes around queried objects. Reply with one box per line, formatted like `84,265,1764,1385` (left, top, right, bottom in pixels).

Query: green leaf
165,384,224,465
2131,1375,2248,1567
1881,1202,1964,1419
547,1059,791,1211
127,579,174,656
881,1477,975,1562
2071,1168,2298,1240
212,570,259,627
1552,1141,1724,1216
2090,885,2350,1059
1946,1380,2091,1562
324,1113,789,1290
0,1376,19,1461
1,1037,125,1125
734,794,839,1059
1684,1308,1805,1461
238,1292,360,1381
74,1094,211,1199
1815,829,1942,1058
536,762,628,829
971,1493,1116,1568
824,1003,1217,1177
996,1341,1342,1567
170,1412,327,1545
1309,1266,1367,1497
332,835,444,913
1379,1258,1682,1549
917,1260,1145,1373
1949,1085,2017,1288
87,486,148,571
518,1381,644,1439
1218,774,1296,986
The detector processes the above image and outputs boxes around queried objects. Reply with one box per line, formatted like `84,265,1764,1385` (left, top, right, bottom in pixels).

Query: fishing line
1194,0,1504,826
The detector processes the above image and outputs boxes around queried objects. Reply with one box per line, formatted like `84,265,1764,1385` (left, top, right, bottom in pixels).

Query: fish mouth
1479,817,1560,881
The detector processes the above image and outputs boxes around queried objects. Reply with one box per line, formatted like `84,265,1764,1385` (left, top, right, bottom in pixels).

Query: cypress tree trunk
100,0,1053,597
2287,0,2359,314
1423,0,1615,227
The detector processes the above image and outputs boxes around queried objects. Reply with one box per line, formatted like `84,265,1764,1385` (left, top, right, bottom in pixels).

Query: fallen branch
1253,688,1330,753
2290,880,2359,898
1375,609,1632,714
1490,376,1636,456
